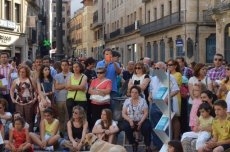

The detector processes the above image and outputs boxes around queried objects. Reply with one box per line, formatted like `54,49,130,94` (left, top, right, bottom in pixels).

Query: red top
13,128,26,148
90,78,112,105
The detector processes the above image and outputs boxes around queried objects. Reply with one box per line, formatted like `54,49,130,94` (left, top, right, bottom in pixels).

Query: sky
71,0,83,16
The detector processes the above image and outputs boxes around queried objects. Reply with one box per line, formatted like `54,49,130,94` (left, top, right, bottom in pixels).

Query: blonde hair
71,106,87,125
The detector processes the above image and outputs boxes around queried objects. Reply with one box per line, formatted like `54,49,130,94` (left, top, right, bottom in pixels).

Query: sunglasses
97,71,105,74
167,64,174,66
135,67,142,69
214,58,222,61
155,67,160,70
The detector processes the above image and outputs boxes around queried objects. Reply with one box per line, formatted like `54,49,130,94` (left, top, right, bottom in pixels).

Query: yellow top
212,116,230,142
44,119,59,135
219,79,230,99
67,74,87,102
172,72,182,114
199,116,213,129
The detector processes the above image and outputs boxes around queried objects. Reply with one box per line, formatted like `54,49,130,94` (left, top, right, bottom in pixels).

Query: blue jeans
149,103,163,150
110,91,119,112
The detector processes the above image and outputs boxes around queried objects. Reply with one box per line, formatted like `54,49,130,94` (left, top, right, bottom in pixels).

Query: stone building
141,0,216,63
91,0,105,60
104,0,145,64
69,8,84,57
208,0,230,62
82,0,94,58
52,0,71,55
0,0,36,62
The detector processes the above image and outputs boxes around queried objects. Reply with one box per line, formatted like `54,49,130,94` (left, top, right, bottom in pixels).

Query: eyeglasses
135,67,142,69
214,58,222,61
97,71,105,74
167,64,174,67
155,67,160,70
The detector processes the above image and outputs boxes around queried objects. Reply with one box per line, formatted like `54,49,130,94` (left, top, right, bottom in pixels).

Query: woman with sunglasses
63,106,88,151
127,62,150,103
88,67,112,126
166,59,182,140
37,65,54,120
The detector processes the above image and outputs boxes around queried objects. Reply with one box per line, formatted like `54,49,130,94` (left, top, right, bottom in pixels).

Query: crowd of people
0,49,229,152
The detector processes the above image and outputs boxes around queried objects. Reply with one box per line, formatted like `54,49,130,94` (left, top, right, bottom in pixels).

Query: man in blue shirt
96,48,121,111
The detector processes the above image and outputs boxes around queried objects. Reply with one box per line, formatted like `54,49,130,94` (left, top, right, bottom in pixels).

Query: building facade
0,0,31,62
104,0,145,64
208,0,230,62
52,0,71,55
141,0,216,63
91,0,105,60
82,0,94,58
69,8,84,57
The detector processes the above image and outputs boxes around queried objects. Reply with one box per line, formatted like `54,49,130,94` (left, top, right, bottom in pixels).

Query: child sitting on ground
198,100,230,152
5,117,32,152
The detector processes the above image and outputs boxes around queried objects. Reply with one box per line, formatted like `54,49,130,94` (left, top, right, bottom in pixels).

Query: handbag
180,84,189,98
39,83,51,111
66,75,84,102
90,79,111,103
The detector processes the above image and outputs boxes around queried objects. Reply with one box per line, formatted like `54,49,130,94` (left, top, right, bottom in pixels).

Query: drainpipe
195,0,199,62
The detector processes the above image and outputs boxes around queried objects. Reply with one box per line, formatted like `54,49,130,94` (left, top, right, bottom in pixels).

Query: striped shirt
0,64,12,94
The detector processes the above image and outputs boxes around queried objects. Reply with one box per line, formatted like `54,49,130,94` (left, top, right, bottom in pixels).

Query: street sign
176,39,183,47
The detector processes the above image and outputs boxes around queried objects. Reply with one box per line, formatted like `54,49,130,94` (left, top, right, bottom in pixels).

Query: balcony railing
207,0,230,14
124,20,141,34
93,11,98,23
75,23,82,30
140,11,184,36
142,0,150,2
110,29,121,39
203,10,215,22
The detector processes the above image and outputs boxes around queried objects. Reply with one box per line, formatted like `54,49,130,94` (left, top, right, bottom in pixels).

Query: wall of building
0,0,29,62
143,0,216,63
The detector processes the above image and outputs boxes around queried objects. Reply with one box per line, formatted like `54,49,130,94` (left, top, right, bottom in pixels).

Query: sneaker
45,146,54,151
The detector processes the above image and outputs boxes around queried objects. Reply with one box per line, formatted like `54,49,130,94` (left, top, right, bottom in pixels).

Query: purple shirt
207,66,226,81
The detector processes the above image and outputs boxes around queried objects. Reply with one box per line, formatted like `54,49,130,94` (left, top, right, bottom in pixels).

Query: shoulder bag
39,83,52,111
90,79,111,103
